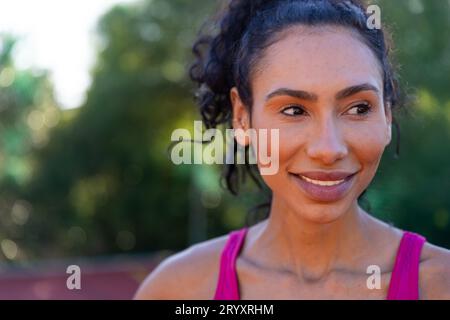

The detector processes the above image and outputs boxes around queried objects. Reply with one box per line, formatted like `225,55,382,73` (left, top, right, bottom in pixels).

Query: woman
135,0,450,299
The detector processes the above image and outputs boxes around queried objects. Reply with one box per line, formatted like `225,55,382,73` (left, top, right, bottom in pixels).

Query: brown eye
281,105,307,116
346,103,372,116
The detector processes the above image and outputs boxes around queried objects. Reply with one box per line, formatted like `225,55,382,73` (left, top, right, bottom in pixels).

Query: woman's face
231,25,392,223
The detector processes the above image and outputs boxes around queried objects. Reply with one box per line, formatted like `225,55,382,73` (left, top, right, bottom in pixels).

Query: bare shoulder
368,216,450,299
419,241,450,299
134,234,229,300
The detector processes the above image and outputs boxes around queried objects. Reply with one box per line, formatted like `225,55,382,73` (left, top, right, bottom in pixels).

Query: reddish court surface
0,251,171,300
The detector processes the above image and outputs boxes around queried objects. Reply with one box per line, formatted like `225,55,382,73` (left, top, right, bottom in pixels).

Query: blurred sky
0,0,136,110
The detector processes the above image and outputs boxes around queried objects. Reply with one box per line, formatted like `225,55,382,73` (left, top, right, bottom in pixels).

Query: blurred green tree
0,33,61,261
19,0,233,259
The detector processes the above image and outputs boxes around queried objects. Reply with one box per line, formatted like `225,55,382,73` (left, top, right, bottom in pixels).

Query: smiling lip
290,171,357,202
298,171,356,181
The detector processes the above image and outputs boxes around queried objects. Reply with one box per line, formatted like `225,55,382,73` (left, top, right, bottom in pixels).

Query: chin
305,211,343,225
293,198,352,224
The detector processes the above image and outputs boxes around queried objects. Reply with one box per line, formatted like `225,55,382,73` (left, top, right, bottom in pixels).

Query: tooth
300,175,344,186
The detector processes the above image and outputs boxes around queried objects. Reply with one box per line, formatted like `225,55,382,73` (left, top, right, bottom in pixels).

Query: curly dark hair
188,0,403,225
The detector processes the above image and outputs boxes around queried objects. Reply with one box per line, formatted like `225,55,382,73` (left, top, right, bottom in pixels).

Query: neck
253,195,372,282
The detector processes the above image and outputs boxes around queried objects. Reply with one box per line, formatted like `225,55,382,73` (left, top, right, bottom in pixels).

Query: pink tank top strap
387,231,426,300
213,228,425,300
213,227,248,300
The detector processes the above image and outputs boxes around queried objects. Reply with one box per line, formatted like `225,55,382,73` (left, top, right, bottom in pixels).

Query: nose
306,118,348,165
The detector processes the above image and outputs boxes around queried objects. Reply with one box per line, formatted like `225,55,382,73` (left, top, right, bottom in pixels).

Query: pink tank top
213,227,426,300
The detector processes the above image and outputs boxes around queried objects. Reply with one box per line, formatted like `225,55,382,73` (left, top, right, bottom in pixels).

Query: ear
230,87,251,146
385,102,392,146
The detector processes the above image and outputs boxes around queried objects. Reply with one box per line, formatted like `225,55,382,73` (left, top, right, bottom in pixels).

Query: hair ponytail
189,0,274,129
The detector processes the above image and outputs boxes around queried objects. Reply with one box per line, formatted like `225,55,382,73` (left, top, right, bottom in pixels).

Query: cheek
250,113,300,188
251,110,301,161
345,121,388,168
344,122,388,196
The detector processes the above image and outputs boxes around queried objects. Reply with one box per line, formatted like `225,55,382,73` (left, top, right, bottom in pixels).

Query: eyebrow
265,83,380,102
